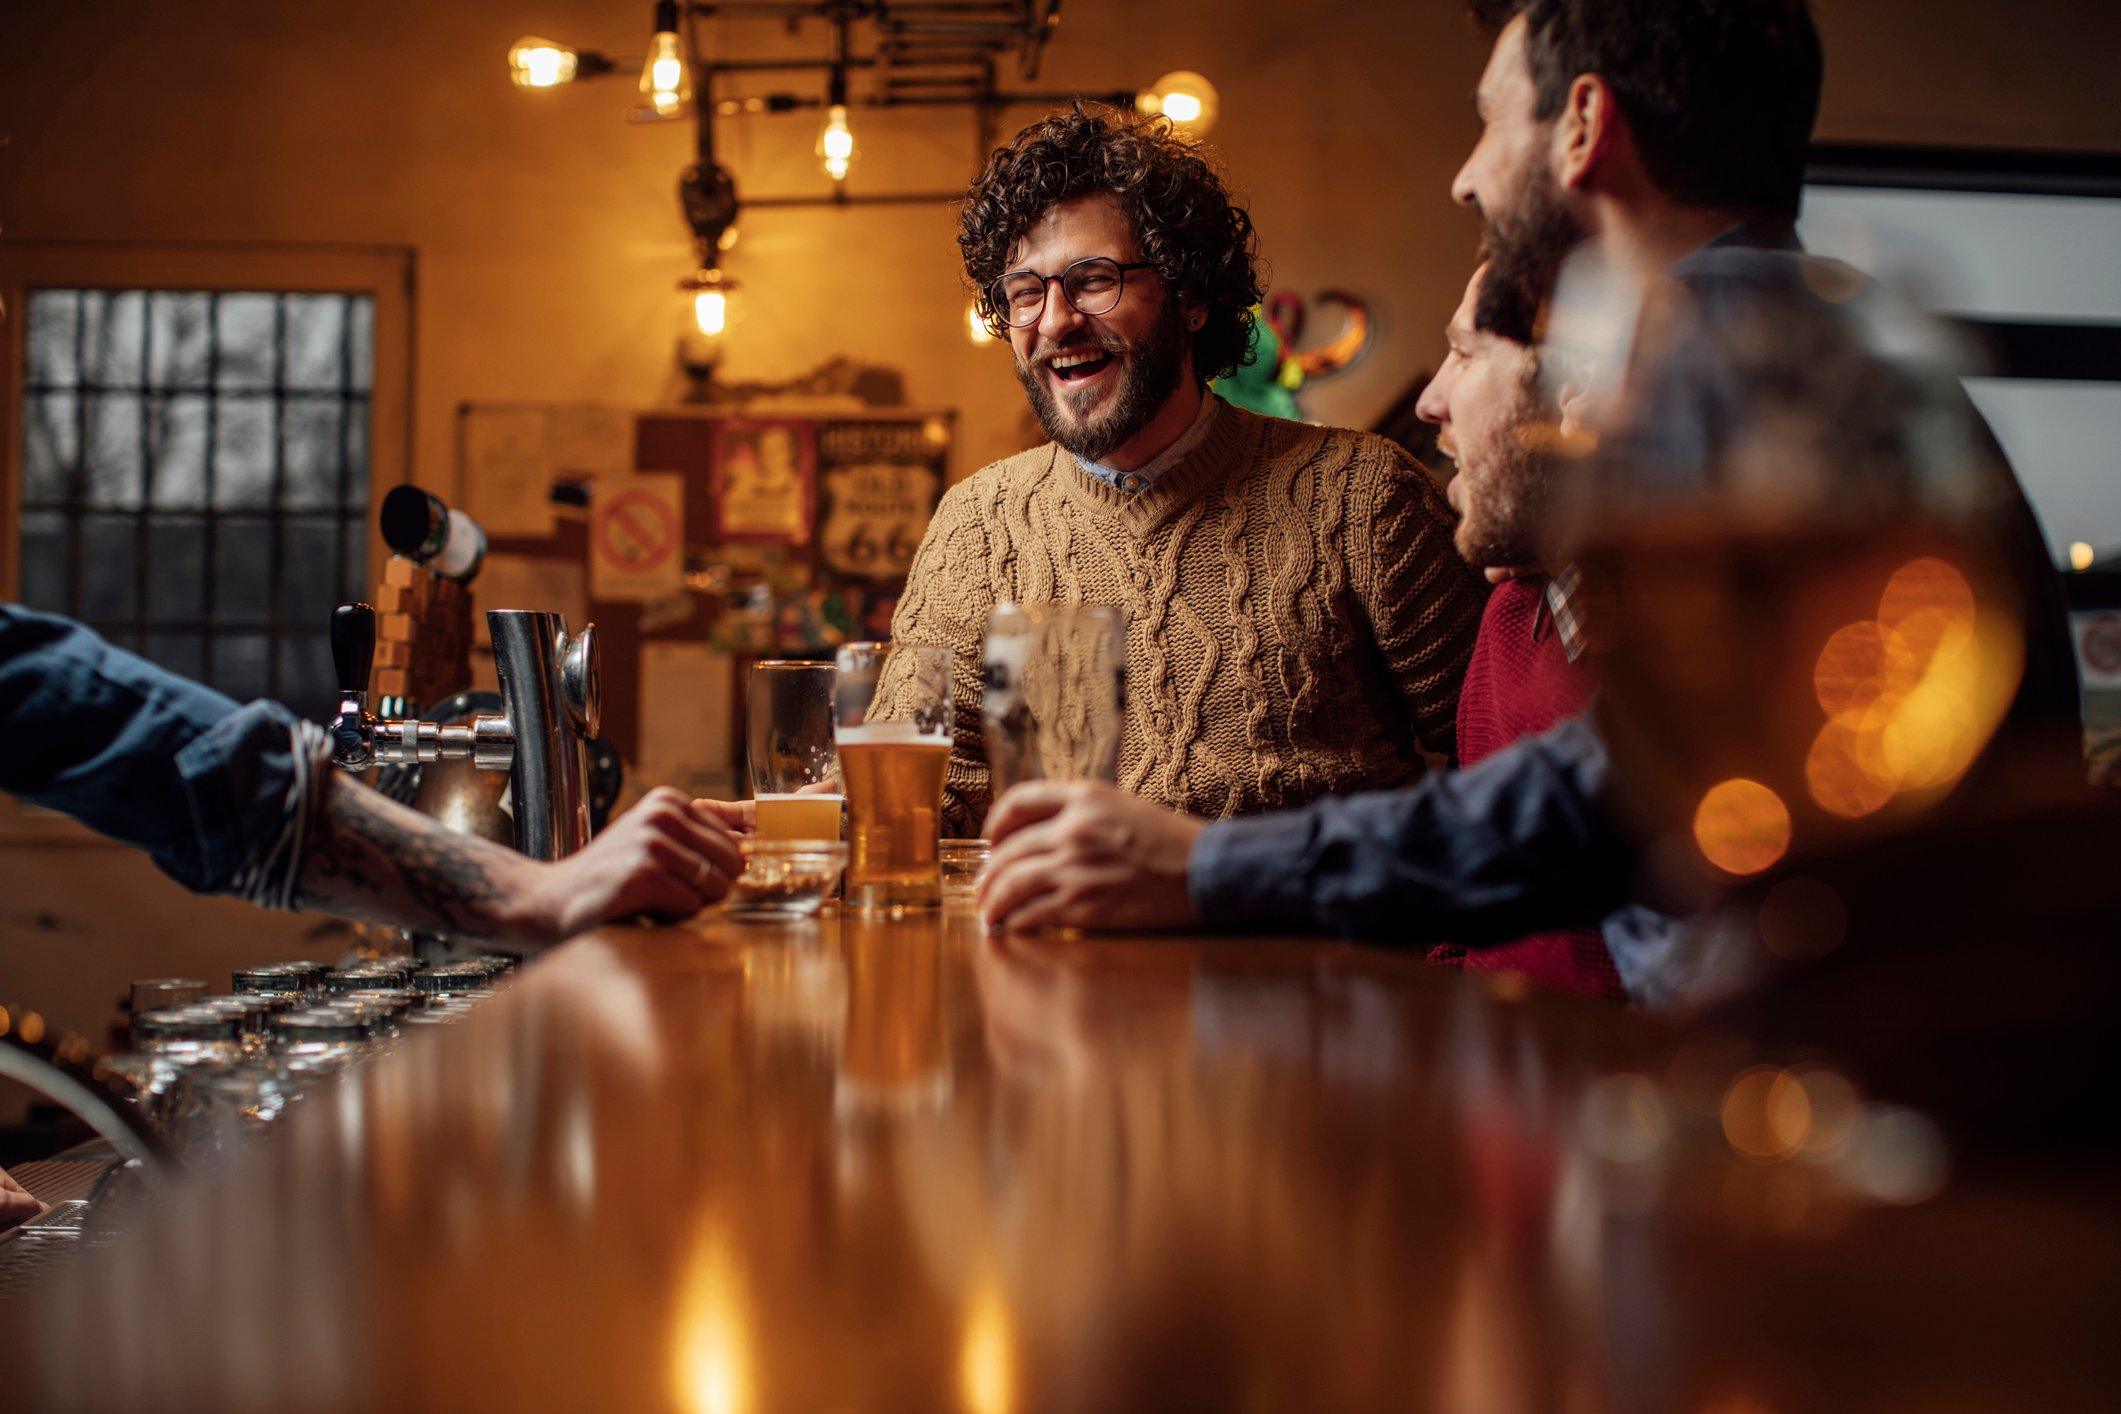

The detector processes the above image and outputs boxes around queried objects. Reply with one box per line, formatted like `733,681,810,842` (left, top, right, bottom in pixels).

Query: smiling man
875,105,1487,837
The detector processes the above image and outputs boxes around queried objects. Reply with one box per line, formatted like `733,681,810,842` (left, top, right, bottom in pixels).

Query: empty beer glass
835,642,952,910
747,660,844,842
983,603,1128,797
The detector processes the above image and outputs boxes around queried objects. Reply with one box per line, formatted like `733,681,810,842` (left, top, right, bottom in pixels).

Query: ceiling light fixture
509,2,1215,367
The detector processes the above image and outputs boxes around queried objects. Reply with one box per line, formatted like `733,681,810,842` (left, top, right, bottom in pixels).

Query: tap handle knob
332,602,377,699
327,602,379,770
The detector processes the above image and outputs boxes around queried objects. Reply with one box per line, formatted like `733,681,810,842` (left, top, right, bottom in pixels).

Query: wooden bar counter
9,903,2117,1412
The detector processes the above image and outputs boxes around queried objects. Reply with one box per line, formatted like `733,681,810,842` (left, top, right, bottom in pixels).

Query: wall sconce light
1136,70,1220,135
511,38,591,89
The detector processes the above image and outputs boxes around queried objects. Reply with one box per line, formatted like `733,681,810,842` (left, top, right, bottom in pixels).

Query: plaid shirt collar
1544,564,1589,664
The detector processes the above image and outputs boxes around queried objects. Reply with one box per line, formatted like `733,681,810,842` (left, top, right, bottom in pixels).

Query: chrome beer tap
327,602,602,860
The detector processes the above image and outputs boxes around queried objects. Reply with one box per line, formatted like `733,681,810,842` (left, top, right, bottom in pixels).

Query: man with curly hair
876,104,1488,838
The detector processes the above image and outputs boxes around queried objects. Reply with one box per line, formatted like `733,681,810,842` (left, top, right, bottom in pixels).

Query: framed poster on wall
711,418,816,543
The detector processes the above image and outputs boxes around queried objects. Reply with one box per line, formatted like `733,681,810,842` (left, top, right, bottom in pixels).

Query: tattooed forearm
294,775,533,940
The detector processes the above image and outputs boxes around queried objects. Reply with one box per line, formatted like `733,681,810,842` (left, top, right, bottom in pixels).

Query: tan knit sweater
877,398,1487,837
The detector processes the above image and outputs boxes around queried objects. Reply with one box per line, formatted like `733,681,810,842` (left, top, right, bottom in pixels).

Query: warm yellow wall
4,0,2118,489
0,0,2116,1111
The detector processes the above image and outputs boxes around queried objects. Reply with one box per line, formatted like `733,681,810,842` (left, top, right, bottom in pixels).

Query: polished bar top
11,906,2117,1412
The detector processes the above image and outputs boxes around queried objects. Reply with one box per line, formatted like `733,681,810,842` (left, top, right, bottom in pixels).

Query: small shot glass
938,839,991,902
728,838,849,920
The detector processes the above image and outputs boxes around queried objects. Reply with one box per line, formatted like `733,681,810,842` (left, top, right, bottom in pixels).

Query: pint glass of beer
834,642,952,910
746,660,843,842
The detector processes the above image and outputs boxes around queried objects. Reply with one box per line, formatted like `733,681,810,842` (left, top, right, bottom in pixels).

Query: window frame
0,241,414,845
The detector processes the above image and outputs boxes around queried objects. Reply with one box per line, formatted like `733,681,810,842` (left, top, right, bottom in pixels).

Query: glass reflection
958,1277,1017,1414
672,1219,753,1414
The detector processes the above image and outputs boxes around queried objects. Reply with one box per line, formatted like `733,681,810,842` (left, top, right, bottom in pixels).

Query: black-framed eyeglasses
987,257,1156,330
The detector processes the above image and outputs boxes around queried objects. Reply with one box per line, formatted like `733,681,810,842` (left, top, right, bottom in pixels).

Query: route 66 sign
818,461,940,580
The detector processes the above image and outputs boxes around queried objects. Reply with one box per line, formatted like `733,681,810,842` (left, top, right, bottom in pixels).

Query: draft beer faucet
327,602,601,860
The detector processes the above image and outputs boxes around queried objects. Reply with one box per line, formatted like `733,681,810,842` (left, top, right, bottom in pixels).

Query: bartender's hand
528,787,743,939
979,781,1203,933
301,779,741,945
0,1164,46,1230
690,776,841,835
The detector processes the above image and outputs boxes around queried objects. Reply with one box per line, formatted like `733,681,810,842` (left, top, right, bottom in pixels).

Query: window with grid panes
17,289,374,722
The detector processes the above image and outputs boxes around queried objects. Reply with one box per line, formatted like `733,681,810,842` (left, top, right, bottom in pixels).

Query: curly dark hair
959,104,1262,382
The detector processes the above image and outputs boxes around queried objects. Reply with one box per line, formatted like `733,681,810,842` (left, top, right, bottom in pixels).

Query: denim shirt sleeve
1,605,316,899
1188,713,1640,945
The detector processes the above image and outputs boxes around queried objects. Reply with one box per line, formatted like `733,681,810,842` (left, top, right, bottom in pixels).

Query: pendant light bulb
967,301,996,346
817,104,858,183
695,289,728,338
681,267,738,343
639,1,693,118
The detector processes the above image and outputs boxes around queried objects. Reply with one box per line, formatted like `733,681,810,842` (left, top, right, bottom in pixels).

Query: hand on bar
296,781,743,946
979,781,1203,934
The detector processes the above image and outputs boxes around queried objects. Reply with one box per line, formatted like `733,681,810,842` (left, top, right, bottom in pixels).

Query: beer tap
327,601,601,860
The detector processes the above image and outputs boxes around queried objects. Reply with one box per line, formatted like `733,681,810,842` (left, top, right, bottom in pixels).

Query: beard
1453,372,1559,569
1015,296,1192,464
1475,156,1587,347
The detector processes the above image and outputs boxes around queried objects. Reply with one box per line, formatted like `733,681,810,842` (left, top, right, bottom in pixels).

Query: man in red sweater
1411,263,1621,999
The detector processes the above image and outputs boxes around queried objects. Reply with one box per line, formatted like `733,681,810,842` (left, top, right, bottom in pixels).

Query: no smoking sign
590,473,684,602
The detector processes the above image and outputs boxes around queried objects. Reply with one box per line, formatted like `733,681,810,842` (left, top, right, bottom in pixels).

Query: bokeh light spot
1789,1065,1862,1156
1805,715,1895,819
1756,876,1848,961
1583,1072,1672,1165
1878,558,1975,634
1849,1105,1951,1206
1693,779,1792,876
1812,620,1916,717
1722,1066,1808,1161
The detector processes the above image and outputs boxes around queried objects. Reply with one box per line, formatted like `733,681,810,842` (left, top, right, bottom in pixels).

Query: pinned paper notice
545,406,634,480
475,554,588,646
461,408,556,537
590,473,685,602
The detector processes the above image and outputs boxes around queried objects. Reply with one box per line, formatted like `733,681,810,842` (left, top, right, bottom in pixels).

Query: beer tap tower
328,604,602,861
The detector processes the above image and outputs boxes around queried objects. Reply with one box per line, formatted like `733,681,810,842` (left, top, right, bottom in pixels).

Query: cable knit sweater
878,397,1488,837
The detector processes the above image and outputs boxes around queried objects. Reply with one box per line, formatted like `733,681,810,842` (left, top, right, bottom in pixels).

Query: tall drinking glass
835,642,952,910
982,603,1128,797
747,660,843,842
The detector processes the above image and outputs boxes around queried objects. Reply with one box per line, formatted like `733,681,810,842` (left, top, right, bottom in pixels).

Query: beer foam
835,721,950,746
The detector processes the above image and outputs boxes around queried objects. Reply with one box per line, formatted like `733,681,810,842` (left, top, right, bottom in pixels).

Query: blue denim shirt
0,604,319,904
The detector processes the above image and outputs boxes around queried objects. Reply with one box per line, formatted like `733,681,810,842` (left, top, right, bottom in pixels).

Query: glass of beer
834,641,952,910
747,660,844,842
982,603,1127,797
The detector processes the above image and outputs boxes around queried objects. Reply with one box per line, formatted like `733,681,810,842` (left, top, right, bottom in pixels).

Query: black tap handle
332,602,377,698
